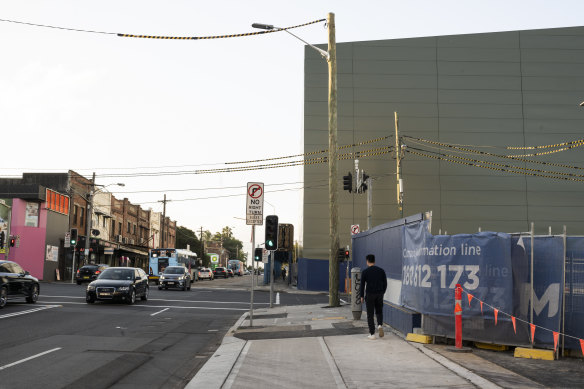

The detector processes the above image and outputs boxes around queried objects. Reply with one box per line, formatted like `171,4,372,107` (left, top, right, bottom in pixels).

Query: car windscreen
163,267,185,274
215,267,225,271
98,268,134,280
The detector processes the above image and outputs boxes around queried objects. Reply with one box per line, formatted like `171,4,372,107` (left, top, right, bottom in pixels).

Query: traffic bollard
351,267,362,320
447,283,471,352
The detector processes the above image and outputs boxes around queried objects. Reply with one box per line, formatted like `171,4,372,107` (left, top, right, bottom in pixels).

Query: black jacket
360,265,387,297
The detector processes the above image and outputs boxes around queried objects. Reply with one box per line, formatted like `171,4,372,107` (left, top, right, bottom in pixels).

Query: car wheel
26,284,39,304
127,289,136,305
0,286,7,309
86,294,95,304
141,286,149,301
158,285,162,290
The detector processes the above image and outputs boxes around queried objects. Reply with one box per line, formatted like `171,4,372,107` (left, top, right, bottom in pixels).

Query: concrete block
406,333,433,344
514,347,555,361
474,342,509,351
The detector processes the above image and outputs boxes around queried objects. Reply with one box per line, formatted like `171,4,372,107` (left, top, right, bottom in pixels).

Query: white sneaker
378,325,384,338
367,334,376,340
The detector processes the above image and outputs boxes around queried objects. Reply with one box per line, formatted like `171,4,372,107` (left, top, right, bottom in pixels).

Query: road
0,276,327,389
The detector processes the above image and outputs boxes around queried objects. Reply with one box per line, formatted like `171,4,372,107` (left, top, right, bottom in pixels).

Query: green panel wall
303,26,584,259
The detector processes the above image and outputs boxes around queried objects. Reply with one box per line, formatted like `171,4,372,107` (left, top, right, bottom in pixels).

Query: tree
176,226,201,260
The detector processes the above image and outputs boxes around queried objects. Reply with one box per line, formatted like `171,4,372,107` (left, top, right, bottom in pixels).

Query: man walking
360,254,387,340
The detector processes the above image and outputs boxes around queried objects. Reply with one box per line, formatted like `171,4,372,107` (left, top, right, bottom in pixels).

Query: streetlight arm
252,23,329,61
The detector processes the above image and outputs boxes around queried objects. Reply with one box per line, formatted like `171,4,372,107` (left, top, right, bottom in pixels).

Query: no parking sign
351,224,360,235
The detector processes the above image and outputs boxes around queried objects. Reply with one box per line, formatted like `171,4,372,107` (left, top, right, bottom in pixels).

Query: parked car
198,268,214,280
213,267,228,279
0,260,39,308
76,264,109,285
86,267,149,304
158,266,192,291
243,270,251,275
226,268,234,277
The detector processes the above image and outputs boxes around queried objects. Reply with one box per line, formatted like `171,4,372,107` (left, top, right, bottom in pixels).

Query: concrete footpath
185,303,543,389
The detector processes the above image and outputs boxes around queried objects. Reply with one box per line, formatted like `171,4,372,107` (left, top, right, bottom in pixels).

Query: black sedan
158,266,192,291
213,267,228,279
86,267,149,304
76,264,109,285
0,260,39,308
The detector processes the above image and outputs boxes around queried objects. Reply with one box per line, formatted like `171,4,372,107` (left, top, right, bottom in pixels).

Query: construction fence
351,213,584,355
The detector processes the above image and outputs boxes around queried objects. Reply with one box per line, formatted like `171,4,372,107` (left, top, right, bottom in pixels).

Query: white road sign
262,248,269,263
64,232,71,248
351,224,360,235
246,182,264,225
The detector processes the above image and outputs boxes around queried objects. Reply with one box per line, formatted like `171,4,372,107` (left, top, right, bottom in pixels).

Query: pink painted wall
6,199,47,279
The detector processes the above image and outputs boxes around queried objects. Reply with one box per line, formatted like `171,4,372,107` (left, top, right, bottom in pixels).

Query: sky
0,1,582,259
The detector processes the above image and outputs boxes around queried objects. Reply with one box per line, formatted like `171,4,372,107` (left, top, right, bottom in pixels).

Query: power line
0,16,325,40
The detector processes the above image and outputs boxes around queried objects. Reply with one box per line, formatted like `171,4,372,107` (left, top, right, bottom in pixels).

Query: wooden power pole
328,12,340,307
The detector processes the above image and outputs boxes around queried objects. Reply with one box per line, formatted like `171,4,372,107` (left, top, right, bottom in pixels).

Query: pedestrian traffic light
70,228,78,246
344,249,350,261
265,215,278,250
343,172,352,193
254,248,263,262
9,236,15,247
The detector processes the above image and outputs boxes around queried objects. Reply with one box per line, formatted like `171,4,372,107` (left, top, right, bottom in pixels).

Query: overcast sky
1,1,582,258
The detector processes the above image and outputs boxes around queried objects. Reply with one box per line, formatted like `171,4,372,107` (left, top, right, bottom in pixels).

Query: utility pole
327,12,340,307
394,112,403,218
160,194,168,248
85,172,96,263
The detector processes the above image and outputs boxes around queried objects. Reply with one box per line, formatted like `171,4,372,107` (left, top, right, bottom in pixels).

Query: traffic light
0,231,4,248
70,228,78,246
265,215,278,250
344,248,350,261
9,236,15,247
337,247,350,261
361,172,370,192
254,248,263,262
343,172,352,193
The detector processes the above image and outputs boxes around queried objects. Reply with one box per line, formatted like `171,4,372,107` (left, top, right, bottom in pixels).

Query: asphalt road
0,276,327,389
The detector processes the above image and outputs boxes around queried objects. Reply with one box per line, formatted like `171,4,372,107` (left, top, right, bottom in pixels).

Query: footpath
186,295,543,389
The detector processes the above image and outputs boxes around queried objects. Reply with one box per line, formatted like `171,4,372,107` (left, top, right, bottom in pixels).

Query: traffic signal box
254,248,263,262
265,215,278,250
337,248,350,261
70,228,78,246
343,172,352,193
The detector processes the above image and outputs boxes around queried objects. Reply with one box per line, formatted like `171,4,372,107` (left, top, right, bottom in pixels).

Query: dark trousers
365,293,384,335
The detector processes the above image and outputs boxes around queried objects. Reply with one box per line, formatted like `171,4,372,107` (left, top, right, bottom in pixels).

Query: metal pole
367,177,372,230
270,251,274,308
561,225,567,357
85,172,95,263
395,112,403,218
161,194,167,248
71,248,76,283
530,221,534,347
327,12,340,308
250,225,255,326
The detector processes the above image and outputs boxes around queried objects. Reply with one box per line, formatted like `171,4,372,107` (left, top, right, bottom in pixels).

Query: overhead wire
404,136,584,171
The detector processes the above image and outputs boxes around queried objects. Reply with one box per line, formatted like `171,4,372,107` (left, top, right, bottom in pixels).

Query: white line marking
275,292,280,305
208,329,218,332
41,296,269,305
43,301,250,311
340,299,347,304
0,305,60,320
0,348,62,371
150,308,169,316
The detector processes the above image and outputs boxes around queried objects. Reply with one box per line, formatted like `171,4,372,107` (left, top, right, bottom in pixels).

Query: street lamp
253,13,340,306
85,182,125,262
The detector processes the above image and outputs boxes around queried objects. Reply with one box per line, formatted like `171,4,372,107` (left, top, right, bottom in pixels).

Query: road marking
208,329,218,332
275,293,280,305
0,305,60,320
0,348,62,371
42,301,251,311
40,296,269,305
340,299,347,304
150,308,169,316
